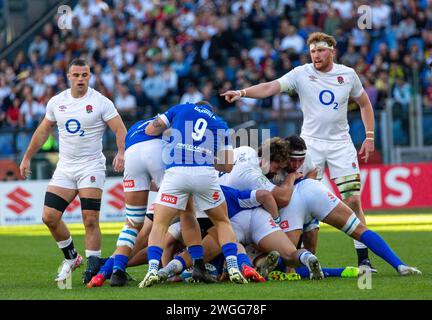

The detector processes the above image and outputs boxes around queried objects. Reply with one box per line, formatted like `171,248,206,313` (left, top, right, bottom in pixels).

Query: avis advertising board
0,163,431,225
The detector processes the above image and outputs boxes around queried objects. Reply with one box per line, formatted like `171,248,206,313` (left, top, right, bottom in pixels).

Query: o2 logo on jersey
65,119,85,136
319,90,338,110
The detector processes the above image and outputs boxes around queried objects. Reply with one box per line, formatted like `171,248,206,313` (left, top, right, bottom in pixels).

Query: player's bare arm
145,117,167,136
220,80,281,103
107,115,127,172
354,91,375,163
255,190,279,220
19,117,56,179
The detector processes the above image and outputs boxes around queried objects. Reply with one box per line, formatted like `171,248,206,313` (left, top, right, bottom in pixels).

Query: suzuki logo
108,183,125,210
6,187,31,215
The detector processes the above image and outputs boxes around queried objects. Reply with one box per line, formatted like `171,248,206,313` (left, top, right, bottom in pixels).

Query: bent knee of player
82,213,100,229
42,210,61,228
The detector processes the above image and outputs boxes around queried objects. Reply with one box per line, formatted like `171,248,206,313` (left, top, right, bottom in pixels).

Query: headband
310,41,334,50
289,150,306,159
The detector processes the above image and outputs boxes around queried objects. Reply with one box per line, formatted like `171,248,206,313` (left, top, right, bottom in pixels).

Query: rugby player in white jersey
221,32,377,272
19,59,127,284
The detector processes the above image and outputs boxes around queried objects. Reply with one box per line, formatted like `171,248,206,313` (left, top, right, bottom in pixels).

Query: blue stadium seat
423,115,432,145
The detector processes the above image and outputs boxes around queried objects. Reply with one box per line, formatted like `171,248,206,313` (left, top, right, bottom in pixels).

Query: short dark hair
284,135,307,152
68,58,89,71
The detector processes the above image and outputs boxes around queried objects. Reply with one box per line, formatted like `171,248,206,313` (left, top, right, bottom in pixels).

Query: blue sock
98,257,114,278
237,253,251,268
113,254,129,272
175,255,187,271
360,230,405,270
294,266,346,278
221,242,237,258
188,245,204,261
147,246,163,272
148,246,163,261
275,257,286,272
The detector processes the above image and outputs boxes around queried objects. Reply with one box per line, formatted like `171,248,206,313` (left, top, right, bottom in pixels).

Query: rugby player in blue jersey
139,101,247,287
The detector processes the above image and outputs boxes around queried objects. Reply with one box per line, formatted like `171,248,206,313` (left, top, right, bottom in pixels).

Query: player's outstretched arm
355,91,375,163
19,117,56,179
220,80,281,103
107,115,127,172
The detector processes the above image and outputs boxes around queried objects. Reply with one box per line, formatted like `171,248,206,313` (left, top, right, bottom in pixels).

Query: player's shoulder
89,87,113,104
234,146,258,163
46,89,68,106
333,63,357,75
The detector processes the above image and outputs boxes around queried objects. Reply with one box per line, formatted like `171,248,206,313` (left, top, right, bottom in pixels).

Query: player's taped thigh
334,174,361,200
125,205,147,226
44,192,70,213
341,213,361,236
80,198,102,211
116,225,138,249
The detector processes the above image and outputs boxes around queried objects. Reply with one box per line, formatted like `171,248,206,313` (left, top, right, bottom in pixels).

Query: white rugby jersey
45,87,119,163
218,146,276,191
277,63,364,141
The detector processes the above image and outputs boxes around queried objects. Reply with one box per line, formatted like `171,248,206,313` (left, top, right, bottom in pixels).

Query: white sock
85,249,101,258
148,259,159,272
57,237,72,249
354,239,367,249
164,259,184,275
226,255,238,270
299,251,313,266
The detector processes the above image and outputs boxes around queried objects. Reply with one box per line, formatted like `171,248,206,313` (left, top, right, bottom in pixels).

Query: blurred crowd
1,0,432,140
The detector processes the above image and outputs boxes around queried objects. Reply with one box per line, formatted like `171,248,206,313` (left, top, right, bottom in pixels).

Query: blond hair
307,32,337,48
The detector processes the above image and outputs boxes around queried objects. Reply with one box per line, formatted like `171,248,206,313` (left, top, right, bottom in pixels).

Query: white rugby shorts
155,166,225,211
49,158,106,190
123,139,166,192
230,207,281,245
279,179,340,233
302,136,360,180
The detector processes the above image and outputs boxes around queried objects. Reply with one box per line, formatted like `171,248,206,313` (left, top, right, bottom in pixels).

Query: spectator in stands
19,86,45,129
142,63,167,114
114,84,137,118
28,35,48,61
5,97,22,128
180,82,203,104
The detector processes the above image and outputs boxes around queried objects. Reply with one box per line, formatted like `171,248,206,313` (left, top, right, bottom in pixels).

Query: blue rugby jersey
125,117,162,150
159,103,232,169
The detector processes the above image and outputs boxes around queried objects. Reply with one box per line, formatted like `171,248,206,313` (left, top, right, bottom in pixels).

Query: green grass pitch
0,213,431,300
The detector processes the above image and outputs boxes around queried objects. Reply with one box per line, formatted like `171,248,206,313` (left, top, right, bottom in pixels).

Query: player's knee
340,213,362,237
42,211,60,228
125,204,147,227
117,225,138,249
83,213,99,229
